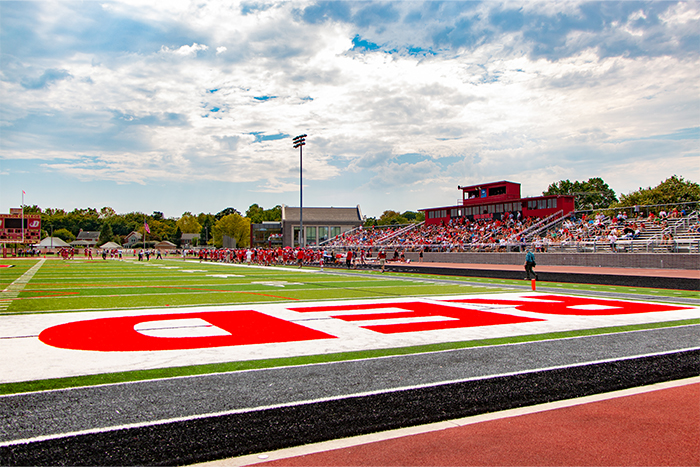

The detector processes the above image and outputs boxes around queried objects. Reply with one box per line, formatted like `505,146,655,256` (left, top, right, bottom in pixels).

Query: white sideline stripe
201,375,700,467
2,347,698,448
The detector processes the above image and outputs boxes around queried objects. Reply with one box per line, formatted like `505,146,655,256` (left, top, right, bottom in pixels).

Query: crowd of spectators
319,208,699,253
322,225,404,248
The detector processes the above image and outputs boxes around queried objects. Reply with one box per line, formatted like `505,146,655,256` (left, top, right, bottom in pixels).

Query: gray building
70,230,100,248
280,205,364,248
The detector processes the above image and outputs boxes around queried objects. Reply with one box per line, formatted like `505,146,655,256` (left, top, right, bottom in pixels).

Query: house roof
125,231,142,240
155,240,177,248
71,240,98,246
99,241,122,249
34,237,70,248
281,205,363,224
76,231,100,240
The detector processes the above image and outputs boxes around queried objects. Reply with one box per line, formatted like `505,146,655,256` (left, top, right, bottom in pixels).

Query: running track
226,379,700,466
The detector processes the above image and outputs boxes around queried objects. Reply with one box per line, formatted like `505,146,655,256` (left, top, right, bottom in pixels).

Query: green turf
0,259,38,289
3,258,696,314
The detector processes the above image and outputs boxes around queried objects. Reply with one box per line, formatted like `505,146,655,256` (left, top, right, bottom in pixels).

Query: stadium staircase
377,222,424,246
511,210,567,243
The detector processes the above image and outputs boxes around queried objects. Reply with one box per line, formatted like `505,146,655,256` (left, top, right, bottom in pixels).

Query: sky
1,0,698,219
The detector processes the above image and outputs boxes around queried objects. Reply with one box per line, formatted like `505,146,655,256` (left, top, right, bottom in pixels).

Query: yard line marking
0,259,44,312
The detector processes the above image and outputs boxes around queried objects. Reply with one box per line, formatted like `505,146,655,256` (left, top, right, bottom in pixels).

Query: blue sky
1,1,698,219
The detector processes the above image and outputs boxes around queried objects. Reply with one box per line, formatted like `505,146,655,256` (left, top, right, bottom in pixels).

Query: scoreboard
0,214,41,243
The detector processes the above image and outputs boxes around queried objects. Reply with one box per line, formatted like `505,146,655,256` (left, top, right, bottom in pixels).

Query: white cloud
160,43,209,56
1,0,698,217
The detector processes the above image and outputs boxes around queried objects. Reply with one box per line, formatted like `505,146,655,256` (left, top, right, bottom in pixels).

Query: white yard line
0,259,44,313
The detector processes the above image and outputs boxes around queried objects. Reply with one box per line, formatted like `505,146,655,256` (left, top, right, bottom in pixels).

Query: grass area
0,259,38,289
3,258,695,314
2,317,698,395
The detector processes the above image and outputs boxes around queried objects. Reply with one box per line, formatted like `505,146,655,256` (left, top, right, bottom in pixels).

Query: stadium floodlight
293,134,307,247
293,134,306,148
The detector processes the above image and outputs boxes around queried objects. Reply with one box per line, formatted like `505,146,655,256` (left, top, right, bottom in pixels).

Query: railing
517,211,565,242
376,222,423,244
314,234,700,254
318,224,414,247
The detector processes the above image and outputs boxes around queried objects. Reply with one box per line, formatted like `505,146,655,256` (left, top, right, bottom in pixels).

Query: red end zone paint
38,310,337,351
35,295,695,352
289,302,544,334
445,295,691,315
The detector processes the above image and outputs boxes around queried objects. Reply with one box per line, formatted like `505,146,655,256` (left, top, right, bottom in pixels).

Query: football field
1,257,698,393
1,256,699,465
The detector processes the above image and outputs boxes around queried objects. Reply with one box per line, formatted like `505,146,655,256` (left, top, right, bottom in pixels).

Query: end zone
1,292,698,385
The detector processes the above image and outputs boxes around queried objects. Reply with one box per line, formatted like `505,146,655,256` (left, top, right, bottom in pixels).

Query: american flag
144,222,151,234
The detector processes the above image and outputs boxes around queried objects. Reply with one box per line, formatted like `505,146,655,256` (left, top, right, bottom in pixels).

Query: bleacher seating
320,210,700,254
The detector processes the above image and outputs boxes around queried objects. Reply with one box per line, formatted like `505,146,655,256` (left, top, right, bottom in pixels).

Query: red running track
235,380,699,466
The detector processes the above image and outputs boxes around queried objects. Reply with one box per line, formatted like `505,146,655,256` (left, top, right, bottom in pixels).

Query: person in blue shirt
525,248,537,280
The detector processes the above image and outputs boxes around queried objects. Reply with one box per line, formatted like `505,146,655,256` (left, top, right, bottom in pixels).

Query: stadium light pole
293,134,307,248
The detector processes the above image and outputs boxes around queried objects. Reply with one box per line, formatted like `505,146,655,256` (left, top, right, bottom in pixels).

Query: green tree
364,217,378,228
197,212,216,227
109,216,136,237
53,228,75,243
246,204,265,223
23,205,42,214
616,175,700,209
200,216,214,245
146,218,174,242
377,210,408,225
543,177,617,211
171,226,183,248
245,204,281,224
401,211,425,223
265,205,282,221
212,213,250,248
99,207,117,219
176,213,202,234
99,223,114,245
216,207,242,220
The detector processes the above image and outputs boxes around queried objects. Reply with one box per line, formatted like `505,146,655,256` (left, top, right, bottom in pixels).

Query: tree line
21,175,699,248
543,175,700,212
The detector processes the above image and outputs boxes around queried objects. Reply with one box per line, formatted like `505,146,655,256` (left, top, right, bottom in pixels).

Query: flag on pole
144,222,151,234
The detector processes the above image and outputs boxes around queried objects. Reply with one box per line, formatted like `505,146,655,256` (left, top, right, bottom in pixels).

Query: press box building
250,205,364,248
